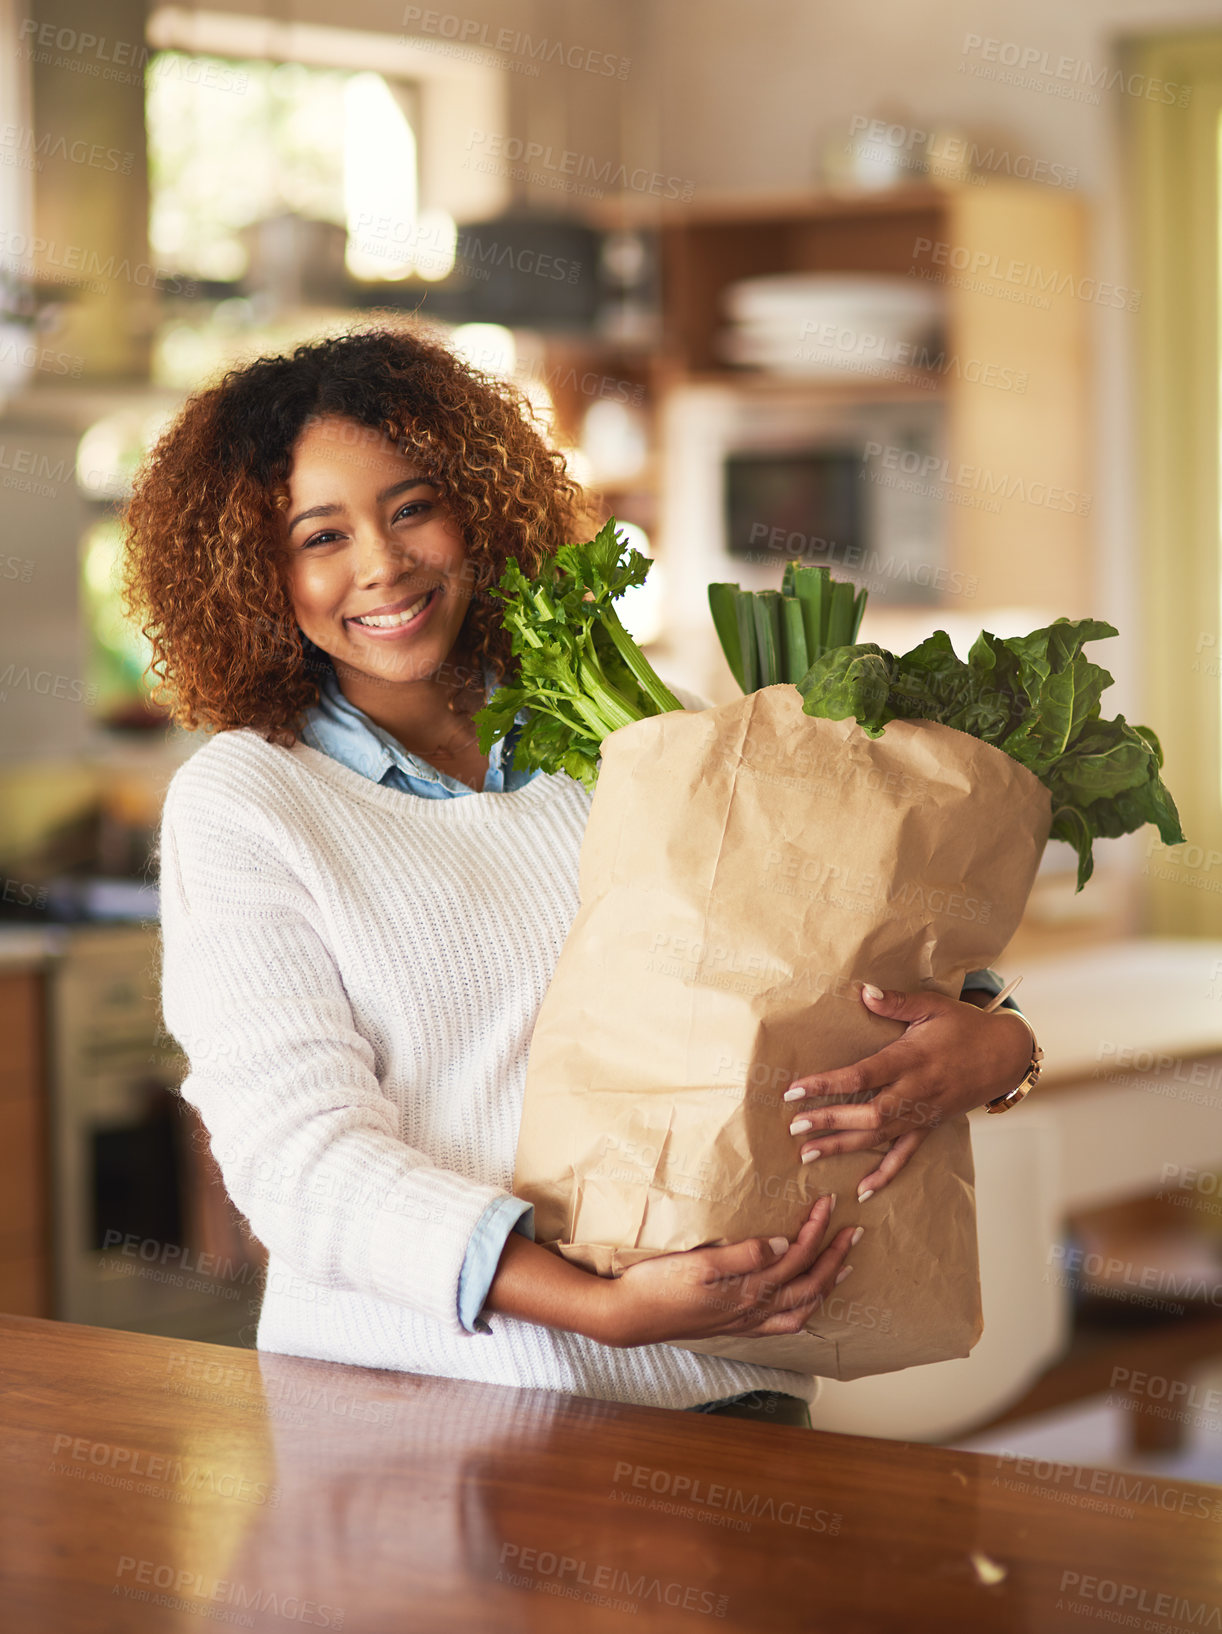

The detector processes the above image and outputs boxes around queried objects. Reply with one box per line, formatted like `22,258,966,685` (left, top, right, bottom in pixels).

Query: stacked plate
717,273,944,378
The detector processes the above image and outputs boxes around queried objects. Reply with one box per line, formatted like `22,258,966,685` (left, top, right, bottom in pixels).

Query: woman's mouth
345,587,440,638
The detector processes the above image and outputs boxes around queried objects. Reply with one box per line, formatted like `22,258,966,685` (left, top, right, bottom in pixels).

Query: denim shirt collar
298,660,527,796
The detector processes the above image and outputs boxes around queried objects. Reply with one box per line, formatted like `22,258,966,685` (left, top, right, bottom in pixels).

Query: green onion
711,562,868,693
752,591,783,687
780,597,809,684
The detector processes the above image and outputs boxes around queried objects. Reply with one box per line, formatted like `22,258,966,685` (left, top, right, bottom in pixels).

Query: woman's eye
297,498,432,548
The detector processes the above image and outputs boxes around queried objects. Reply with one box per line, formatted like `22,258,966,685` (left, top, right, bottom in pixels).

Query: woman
123,326,1035,1427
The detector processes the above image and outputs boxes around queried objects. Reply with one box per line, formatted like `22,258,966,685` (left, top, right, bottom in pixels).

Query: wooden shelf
557,177,1092,688
679,368,947,399
586,181,955,228
650,179,1091,615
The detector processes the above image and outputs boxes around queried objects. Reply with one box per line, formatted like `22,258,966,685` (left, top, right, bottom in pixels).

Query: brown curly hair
120,322,589,746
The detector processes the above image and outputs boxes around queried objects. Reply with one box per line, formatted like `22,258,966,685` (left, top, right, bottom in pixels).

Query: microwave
656,382,948,697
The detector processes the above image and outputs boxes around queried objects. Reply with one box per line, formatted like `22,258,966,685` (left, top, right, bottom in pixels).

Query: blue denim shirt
299,658,538,799
299,661,536,1336
299,661,1019,1338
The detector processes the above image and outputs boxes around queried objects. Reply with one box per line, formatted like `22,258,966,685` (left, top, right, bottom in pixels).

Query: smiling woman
281,417,488,788
115,324,928,1424
120,325,580,750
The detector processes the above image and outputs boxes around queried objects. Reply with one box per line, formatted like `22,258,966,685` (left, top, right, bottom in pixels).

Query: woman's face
279,415,475,687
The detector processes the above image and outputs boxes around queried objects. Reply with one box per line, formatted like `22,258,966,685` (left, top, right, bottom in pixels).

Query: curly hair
120,323,589,746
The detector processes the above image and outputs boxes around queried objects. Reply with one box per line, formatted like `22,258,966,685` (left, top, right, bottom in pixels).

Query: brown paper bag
514,685,1052,1379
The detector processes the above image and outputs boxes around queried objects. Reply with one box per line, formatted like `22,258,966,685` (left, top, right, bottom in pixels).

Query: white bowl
724,272,943,326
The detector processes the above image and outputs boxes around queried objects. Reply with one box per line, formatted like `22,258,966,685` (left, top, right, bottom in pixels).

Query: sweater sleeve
157,773,522,1338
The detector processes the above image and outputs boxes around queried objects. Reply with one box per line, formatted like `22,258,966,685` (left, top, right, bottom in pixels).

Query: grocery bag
513,684,1052,1379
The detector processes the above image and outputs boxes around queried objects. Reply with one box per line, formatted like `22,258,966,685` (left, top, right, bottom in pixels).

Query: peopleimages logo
16,19,249,92
846,115,1078,189
1058,1572,1220,1626
401,7,631,78
0,229,194,295
0,664,96,704
0,120,133,174
863,442,1092,517
464,130,693,201
495,1543,728,1617
610,1461,842,1533
114,1557,344,1627
349,213,583,284
911,236,1140,312
960,33,1191,107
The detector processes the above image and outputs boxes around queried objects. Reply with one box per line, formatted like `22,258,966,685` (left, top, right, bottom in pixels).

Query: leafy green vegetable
481,538,1185,891
797,618,1185,889
708,562,868,695
473,518,682,789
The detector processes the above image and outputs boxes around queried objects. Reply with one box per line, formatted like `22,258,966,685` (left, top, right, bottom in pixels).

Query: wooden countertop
3,1315,1220,1632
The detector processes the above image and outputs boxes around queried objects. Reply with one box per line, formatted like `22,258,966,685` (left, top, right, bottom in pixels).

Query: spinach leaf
799,618,1185,889
796,645,897,734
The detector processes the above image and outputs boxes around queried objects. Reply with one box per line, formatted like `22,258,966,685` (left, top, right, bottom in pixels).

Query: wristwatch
980,977,1043,1113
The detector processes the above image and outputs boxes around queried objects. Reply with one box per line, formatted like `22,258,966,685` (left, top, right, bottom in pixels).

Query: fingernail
826,1193,837,1211
801,1149,822,1164
783,1086,806,1102
835,1265,854,1285
851,1226,865,1246
857,1188,874,1203
789,1117,812,1134
861,983,884,1001
769,1236,789,1256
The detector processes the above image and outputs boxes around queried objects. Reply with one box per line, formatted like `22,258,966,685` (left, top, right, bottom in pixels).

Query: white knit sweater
157,727,809,1409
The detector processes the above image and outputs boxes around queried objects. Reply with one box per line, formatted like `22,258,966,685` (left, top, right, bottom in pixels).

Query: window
141,11,509,387
146,54,456,288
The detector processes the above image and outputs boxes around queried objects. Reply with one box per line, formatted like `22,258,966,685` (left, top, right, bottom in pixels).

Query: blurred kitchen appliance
45,923,259,1343
658,382,947,699
422,211,604,331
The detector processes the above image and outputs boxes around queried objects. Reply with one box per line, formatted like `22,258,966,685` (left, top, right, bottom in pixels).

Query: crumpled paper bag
514,685,1051,1378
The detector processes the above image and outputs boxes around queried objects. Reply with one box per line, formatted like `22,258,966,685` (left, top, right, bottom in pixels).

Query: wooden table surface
3,1316,1221,1632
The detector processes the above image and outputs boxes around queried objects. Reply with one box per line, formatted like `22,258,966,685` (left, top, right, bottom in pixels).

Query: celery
474,518,684,789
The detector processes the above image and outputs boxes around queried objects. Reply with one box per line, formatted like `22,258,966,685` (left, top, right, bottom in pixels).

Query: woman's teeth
351,592,431,628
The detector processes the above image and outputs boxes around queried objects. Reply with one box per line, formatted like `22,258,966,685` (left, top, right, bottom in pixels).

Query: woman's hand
593,1194,859,1348
782,984,1034,1202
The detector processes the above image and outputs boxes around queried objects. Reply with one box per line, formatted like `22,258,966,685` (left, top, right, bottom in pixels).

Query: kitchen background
3,0,1222,1480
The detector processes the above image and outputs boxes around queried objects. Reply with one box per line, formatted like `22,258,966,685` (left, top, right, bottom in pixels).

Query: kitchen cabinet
572,180,1091,619
980,938,1222,1450
0,952,54,1316
0,924,260,1340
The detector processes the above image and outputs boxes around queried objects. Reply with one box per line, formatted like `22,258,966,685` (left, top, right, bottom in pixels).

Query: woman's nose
353,527,417,582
